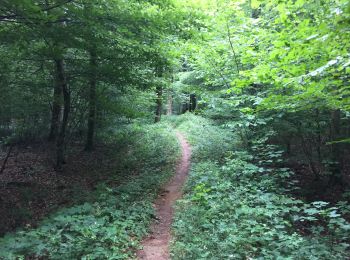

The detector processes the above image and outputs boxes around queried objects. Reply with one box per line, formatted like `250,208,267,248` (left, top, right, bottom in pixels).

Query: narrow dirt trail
137,131,191,260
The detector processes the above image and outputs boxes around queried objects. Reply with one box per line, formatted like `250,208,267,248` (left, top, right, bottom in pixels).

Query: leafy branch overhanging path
137,131,191,260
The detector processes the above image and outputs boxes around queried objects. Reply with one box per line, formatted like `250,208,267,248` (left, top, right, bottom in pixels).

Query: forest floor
0,142,123,236
137,132,191,260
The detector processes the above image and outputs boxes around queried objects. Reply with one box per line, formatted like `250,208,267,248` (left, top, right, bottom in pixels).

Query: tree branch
226,22,240,74
0,0,75,22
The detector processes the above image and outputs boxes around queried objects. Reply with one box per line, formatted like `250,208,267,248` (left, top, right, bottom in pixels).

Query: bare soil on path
137,131,191,260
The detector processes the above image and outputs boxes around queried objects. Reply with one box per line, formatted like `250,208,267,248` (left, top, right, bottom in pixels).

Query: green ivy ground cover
170,114,350,260
0,122,180,259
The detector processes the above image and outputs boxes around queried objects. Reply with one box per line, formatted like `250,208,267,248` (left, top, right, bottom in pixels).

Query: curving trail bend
137,131,191,260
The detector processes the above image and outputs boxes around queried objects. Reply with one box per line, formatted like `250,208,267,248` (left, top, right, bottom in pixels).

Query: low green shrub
165,114,237,162
171,115,350,260
0,122,180,259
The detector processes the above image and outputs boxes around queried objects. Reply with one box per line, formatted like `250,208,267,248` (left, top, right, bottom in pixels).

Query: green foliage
174,0,350,218
0,123,180,259
116,121,181,167
165,114,236,162
1,0,350,258
171,115,350,259
0,0,194,145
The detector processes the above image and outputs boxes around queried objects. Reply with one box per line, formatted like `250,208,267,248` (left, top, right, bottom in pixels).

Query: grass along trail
137,131,191,260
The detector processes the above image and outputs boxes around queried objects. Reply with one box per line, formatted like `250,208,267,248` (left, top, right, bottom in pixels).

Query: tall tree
55,58,70,170
85,47,97,151
48,69,62,142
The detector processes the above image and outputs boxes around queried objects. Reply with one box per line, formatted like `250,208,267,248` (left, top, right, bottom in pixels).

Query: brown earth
137,132,191,260
0,142,122,236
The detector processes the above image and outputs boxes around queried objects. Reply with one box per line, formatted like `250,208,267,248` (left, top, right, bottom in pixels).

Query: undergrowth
170,114,350,260
165,114,235,162
0,122,180,259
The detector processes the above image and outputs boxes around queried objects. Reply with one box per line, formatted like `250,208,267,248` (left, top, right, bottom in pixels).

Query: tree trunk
166,89,173,115
85,48,97,151
0,145,13,174
155,85,162,123
182,102,189,114
315,109,322,164
329,109,343,186
55,59,70,170
189,93,197,112
48,70,62,141
286,139,291,155
298,126,319,179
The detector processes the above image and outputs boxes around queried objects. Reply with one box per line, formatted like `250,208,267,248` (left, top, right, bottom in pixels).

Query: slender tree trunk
0,145,13,174
48,72,62,141
55,59,70,170
329,109,343,185
286,139,291,155
155,85,162,123
85,48,97,151
298,127,319,179
190,93,197,112
315,109,322,164
182,102,189,114
226,23,240,74
166,88,173,115
189,95,192,113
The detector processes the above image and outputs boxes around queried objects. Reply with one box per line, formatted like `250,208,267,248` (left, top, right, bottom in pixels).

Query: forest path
137,131,191,260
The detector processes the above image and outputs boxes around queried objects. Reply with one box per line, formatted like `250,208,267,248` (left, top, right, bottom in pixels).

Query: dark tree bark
85,48,97,151
182,102,189,114
329,109,343,185
226,23,240,74
189,93,197,112
297,125,319,179
166,93,173,115
155,85,163,123
315,109,322,164
0,145,13,174
48,72,62,141
286,139,291,155
55,59,70,170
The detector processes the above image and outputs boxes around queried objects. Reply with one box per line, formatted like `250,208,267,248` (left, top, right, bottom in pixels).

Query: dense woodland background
1,0,350,259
